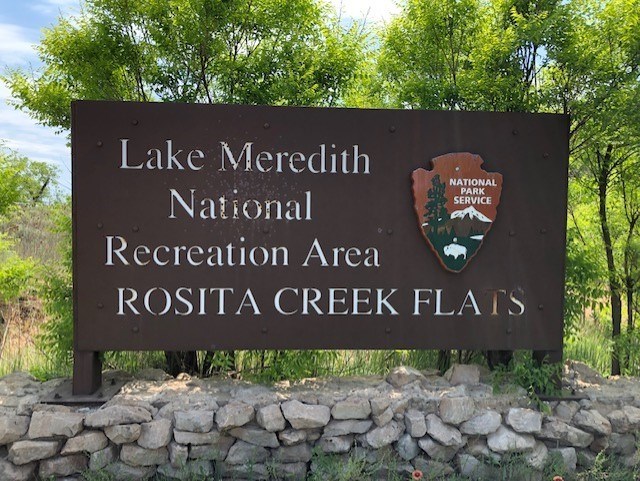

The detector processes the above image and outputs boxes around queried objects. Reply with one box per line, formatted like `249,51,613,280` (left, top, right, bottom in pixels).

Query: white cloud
29,0,81,17
1,82,71,192
0,23,38,65
330,0,400,23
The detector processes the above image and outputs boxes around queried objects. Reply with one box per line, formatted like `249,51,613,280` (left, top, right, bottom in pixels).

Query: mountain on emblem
411,152,503,273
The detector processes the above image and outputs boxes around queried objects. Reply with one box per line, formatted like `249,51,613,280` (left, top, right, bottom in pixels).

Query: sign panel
72,101,568,352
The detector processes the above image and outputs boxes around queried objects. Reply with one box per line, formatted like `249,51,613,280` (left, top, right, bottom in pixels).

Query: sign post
72,101,569,394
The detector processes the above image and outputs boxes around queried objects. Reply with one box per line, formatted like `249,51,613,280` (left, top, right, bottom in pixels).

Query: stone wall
0,362,638,480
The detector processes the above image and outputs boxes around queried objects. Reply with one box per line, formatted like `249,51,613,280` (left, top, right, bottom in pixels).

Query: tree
424,174,449,231
545,0,640,375
4,0,364,129
3,0,365,377
0,147,56,216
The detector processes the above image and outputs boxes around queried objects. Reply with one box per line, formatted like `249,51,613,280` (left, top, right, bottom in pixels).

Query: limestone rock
460,410,501,435
174,410,214,433
281,400,330,429
373,407,394,427
540,419,594,448
425,414,462,447
256,404,286,432
370,397,391,416
187,436,235,461
278,429,307,446
550,447,577,471
89,444,118,471
386,366,425,388
157,460,213,480
555,401,580,422
225,440,269,464
173,430,220,445
607,409,629,433
438,397,475,425
38,454,88,478
487,426,536,453
85,405,151,428
8,440,60,465
273,443,313,463
120,444,168,466
28,411,84,439
444,364,480,385
457,453,483,478
324,419,373,437
525,441,549,470
0,414,30,444
104,424,141,444
168,442,188,468
61,430,108,454
104,461,155,480
317,435,353,453
506,408,542,434
466,437,491,457
608,433,636,455
366,420,403,449
229,426,279,448
404,409,427,438
396,433,419,460
573,409,612,436
0,459,35,481
215,401,254,431
417,437,458,462
136,368,172,381
590,436,609,453
138,419,172,449
331,398,371,420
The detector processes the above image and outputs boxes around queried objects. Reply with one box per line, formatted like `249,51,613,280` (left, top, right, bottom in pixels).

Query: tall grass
565,317,612,376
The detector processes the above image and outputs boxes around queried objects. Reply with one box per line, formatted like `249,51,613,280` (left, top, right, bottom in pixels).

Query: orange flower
552,476,564,481
412,470,423,480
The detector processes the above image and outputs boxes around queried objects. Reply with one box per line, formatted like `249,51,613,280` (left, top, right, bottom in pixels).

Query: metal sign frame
72,101,569,394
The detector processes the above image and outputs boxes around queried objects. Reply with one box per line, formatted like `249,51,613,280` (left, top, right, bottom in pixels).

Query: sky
0,0,399,194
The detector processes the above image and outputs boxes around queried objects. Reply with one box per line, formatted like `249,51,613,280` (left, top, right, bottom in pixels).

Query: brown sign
72,102,568,359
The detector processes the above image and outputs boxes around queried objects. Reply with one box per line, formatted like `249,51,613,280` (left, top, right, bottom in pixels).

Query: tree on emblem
424,174,449,232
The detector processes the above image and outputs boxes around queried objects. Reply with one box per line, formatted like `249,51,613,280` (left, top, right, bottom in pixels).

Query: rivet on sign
389,126,396,133
387,228,393,235
132,119,139,126
538,304,544,310
261,327,268,334
97,222,103,229
512,129,518,136
506,327,513,334
96,141,103,147
263,226,270,234
377,228,383,234
385,327,391,334
97,302,104,309
509,230,516,236
543,152,549,158
132,226,139,232
263,122,270,129
540,228,547,234
132,326,140,333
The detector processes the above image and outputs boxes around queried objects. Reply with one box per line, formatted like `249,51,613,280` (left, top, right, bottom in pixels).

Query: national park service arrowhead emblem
411,153,503,273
